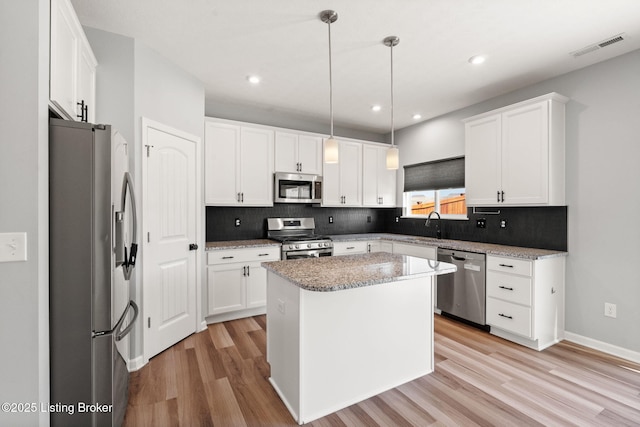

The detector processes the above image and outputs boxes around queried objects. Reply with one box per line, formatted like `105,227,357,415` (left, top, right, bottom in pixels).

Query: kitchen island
262,252,456,424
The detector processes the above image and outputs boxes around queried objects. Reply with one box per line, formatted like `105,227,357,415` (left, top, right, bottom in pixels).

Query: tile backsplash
206,205,567,251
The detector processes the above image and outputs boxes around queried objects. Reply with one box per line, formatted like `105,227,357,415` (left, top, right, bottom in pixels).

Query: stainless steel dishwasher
436,248,487,326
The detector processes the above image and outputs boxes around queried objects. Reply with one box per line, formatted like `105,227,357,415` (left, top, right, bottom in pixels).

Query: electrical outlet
395,216,400,223
329,216,333,224
476,218,486,228
604,302,617,318
500,219,507,228
234,218,241,227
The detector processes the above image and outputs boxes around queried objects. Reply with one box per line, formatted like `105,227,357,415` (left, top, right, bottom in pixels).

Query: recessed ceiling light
371,105,382,112
468,55,486,65
247,75,261,84
412,114,422,120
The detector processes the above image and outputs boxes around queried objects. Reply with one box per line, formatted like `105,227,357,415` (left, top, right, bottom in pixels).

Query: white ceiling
71,0,640,134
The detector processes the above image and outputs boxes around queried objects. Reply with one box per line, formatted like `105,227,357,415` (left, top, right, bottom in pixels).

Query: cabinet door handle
247,266,250,276
497,190,500,203
222,256,234,259
258,253,270,256
242,266,247,276
498,285,514,291
498,313,513,319
347,246,355,250
367,244,371,253
241,192,244,203
237,192,241,202
498,263,514,268
501,191,505,203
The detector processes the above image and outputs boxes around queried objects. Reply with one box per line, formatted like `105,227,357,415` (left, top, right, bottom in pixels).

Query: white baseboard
199,320,208,332
564,331,640,364
128,355,146,372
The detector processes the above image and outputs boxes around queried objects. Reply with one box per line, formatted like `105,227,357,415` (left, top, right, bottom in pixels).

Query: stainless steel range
267,217,333,260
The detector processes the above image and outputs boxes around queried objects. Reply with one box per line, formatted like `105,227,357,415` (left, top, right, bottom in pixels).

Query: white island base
266,271,435,424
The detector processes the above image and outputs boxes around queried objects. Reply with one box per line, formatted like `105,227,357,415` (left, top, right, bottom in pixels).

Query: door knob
189,243,199,251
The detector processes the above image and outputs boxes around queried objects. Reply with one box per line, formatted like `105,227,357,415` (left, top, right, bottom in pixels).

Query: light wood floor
123,315,640,426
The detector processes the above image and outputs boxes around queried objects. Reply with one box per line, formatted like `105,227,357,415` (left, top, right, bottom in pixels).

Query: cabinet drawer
207,246,280,265
333,241,368,255
487,255,532,276
487,271,532,306
487,297,532,338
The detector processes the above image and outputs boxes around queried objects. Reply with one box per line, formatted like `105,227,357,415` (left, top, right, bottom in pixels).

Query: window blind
403,156,465,192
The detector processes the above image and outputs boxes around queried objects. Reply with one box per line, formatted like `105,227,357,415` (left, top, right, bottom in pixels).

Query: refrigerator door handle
116,172,138,280
115,300,139,342
93,300,139,340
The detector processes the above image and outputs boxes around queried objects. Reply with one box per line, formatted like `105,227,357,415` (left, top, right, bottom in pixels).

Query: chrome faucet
425,211,442,239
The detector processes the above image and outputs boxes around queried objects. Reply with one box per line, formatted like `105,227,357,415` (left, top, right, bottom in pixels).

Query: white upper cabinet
275,132,322,174
322,139,362,206
362,144,396,207
464,93,568,206
204,120,274,206
50,0,97,123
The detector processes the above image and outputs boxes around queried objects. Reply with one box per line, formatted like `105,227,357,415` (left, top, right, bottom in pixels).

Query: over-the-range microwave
274,172,322,204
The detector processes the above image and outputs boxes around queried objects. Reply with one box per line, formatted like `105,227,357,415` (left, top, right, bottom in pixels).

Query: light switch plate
0,232,27,262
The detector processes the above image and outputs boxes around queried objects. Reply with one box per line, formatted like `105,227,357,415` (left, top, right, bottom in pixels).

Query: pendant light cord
328,20,334,138
390,42,394,147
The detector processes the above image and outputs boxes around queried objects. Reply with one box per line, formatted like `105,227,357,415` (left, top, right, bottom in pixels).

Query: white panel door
144,121,198,359
502,102,549,204
465,114,502,205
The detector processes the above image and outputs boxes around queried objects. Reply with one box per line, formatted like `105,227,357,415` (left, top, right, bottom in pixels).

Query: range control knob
307,244,312,248
295,244,300,249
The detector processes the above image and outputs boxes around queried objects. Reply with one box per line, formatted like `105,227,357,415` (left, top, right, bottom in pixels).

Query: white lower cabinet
486,254,565,350
392,242,437,260
206,246,280,321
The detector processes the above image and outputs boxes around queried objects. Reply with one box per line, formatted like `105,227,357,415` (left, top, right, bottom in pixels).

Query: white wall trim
128,355,146,372
564,332,640,364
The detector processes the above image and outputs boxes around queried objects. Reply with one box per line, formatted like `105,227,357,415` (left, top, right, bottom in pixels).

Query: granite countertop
205,239,280,251
330,233,567,260
262,252,456,292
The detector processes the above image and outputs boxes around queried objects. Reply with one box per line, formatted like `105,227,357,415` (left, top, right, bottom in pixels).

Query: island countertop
262,252,456,292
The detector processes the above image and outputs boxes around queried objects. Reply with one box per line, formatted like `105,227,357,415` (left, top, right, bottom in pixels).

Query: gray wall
395,49,640,354
0,1,50,426
85,27,206,361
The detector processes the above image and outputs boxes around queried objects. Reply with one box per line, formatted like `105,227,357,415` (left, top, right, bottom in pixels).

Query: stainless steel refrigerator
49,118,139,427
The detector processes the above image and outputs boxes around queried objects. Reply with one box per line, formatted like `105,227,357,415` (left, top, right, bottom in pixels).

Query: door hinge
147,232,150,243
148,317,151,328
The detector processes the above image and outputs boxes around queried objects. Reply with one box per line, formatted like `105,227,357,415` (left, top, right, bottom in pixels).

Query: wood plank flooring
123,315,640,426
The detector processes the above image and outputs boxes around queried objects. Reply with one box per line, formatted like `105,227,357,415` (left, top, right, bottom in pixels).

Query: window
403,157,467,219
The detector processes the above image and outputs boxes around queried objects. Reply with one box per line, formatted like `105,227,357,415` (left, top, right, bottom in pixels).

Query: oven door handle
284,248,333,259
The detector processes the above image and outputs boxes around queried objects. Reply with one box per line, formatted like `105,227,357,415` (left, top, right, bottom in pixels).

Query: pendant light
384,36,400,170
320,10,339,164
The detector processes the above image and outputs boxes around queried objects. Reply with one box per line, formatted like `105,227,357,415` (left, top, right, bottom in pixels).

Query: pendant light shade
324,137,339,163
386,146,399,169
384,36,400,170
321,10,339,164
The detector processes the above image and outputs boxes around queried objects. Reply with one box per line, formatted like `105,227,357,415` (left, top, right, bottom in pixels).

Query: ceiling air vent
570,33,626,58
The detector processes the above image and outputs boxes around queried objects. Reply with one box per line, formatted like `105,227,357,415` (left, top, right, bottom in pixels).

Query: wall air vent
570,33,626,58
